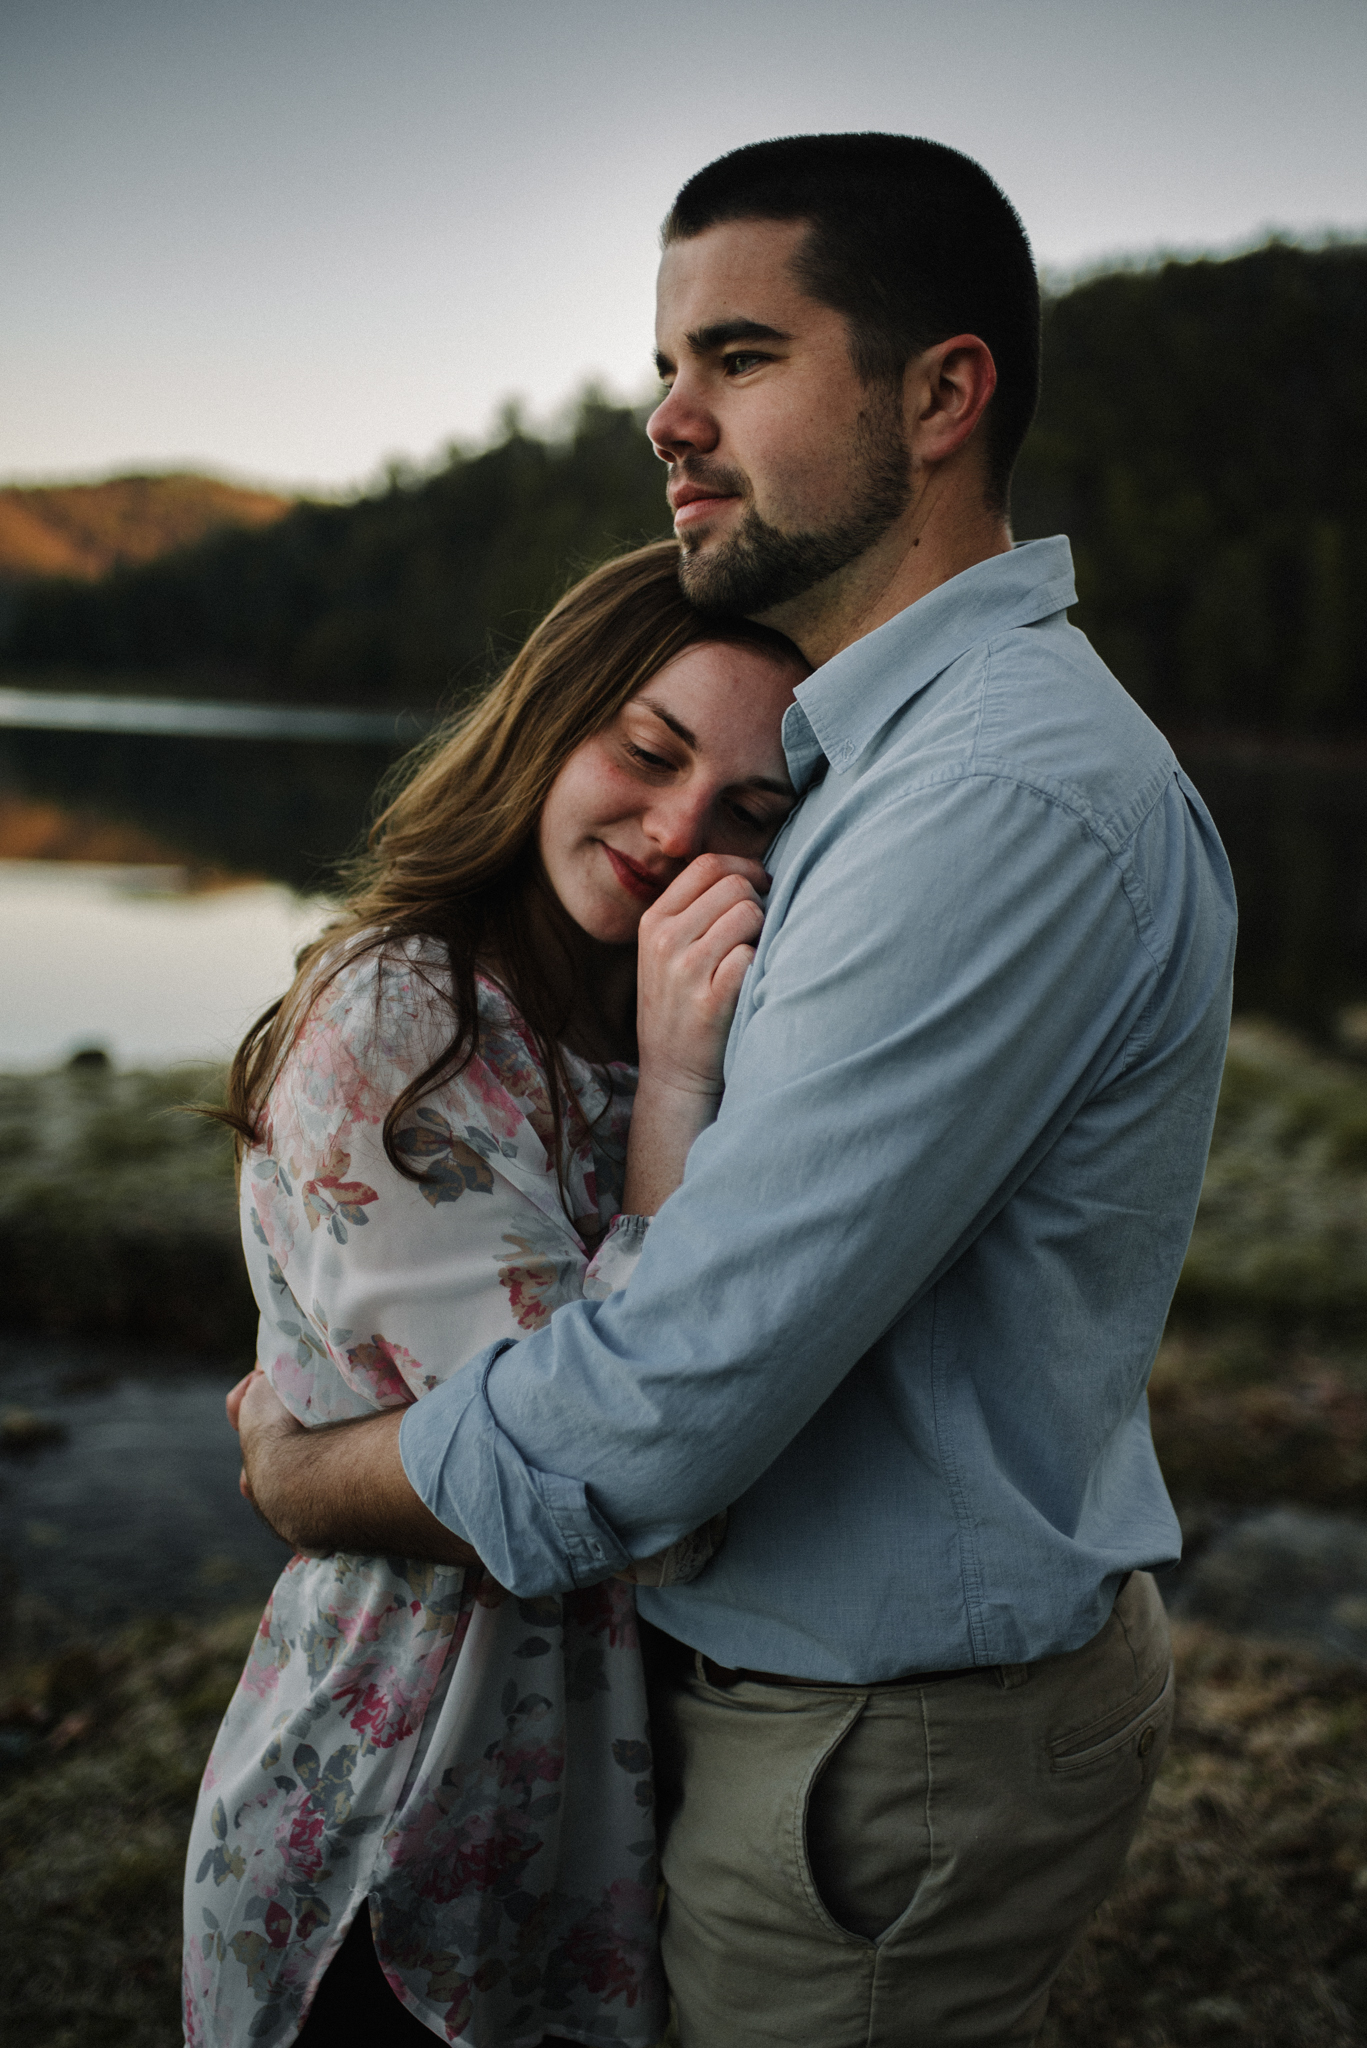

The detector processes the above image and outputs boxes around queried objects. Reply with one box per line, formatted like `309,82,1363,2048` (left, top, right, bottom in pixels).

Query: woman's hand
635,851,769,1099
625,852,768,1215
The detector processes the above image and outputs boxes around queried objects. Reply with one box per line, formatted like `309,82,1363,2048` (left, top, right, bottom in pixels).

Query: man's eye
729,804,767,831
724,353,766,376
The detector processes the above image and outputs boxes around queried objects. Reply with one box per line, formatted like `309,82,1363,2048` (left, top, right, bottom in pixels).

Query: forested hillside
0,399,671,708
1012,240,1367,737
3,241,1364,734
0,474,291,583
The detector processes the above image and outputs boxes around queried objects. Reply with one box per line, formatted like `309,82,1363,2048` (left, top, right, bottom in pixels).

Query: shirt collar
781,536,1077,792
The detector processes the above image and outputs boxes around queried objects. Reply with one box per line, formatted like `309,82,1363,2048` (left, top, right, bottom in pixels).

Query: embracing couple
184,135,1235,2048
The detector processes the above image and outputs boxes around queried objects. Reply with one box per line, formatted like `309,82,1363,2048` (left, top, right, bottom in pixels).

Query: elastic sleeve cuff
398,1341,633,1594
582,1213,651,1300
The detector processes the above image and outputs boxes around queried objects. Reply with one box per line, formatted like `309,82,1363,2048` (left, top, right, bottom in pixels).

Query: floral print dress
183,939,664,2048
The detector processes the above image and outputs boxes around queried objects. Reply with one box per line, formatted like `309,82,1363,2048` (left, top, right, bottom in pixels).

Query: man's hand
231,1368,480,1568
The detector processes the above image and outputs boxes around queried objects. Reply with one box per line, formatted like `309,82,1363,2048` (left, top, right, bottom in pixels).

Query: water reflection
0,1336,289,1640
0,860,332,1068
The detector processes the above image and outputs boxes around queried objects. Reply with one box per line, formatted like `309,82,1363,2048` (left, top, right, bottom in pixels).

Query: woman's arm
624,852,768,1215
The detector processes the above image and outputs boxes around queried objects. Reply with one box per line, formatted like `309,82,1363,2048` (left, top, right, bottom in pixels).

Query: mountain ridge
0,473,293,583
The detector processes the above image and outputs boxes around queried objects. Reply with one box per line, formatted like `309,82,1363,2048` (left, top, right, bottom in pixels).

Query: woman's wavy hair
214,540,799,1194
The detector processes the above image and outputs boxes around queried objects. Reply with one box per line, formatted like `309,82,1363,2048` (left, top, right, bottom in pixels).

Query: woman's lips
603,845,668,903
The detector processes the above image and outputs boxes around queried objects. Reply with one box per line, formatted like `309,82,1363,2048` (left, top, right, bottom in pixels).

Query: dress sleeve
581,1213,650,1300
241,949,598,1425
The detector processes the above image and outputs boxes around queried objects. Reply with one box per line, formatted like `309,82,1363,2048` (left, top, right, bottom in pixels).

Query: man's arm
398,766,1212,1594
236,1370,479,1565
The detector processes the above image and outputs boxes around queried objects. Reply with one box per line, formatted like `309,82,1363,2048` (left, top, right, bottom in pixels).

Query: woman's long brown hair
214,540,798,1200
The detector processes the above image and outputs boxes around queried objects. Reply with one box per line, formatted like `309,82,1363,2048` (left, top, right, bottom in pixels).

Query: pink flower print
426,1808,541,1903
493,1740,565,1796
301,1139,379,1244
565,1578,638,1649
497,1233,564,1332
332,1674,418,1752
344,1334,423,1407
286,1800,327,1882
554,1880,657,2005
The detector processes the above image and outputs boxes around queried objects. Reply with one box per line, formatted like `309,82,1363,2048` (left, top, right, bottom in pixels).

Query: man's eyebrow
686,318,791,357
636,697,792,797
654,319,792,374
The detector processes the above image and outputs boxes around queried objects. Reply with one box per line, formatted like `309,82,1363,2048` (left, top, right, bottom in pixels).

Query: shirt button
1137,1726,1155,1758
590,1542,604,1559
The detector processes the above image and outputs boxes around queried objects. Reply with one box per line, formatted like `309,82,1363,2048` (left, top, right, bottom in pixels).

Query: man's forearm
240,1378,480,1566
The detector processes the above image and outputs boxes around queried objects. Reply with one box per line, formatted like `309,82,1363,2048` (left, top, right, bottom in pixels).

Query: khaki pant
649,1572,1173,2047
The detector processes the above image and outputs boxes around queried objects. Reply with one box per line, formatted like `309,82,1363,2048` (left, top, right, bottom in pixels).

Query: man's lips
669,480,741,529
603,845,670,903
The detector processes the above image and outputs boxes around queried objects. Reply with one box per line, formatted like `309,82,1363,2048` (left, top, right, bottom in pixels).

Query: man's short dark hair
662,133,1040,511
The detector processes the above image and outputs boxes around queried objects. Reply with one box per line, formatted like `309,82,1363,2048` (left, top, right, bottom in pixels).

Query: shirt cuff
398,1337,634,1595
581,1212,651,1300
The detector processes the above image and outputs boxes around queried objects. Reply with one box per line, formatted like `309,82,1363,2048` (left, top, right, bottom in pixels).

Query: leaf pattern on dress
184,941,661,2048
498,1228,574,1333
301,1138,379,1243
342,1334,420,1407
393,1106,498,1207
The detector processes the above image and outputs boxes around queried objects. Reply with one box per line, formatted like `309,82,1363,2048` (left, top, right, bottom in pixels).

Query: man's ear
904,334,998,469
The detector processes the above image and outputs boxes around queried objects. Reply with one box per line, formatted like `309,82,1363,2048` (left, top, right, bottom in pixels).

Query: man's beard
676,391,912,617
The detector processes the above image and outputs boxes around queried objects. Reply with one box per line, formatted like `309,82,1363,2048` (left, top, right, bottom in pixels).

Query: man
240,134,1236,2044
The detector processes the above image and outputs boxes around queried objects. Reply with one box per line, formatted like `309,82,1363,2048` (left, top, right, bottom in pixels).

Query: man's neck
758,477,1013,670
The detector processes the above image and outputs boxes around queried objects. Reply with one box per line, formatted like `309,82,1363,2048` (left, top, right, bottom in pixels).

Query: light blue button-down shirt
401,538,1236,1680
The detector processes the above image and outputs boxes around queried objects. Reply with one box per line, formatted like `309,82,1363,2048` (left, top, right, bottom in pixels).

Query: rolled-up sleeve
401,767,1165,1594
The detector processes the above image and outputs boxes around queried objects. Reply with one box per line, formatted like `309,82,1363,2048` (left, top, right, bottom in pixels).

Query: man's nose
647,376,719,463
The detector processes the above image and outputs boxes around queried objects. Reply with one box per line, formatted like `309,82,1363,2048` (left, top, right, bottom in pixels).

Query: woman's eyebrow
636,698,791,797
637,696,696,747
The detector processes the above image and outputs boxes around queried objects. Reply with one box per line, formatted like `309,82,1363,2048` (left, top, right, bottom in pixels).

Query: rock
0,1405,68,1453
1168,1506,1367,1664
65,1046,111,1071
1182,1995,1248,2041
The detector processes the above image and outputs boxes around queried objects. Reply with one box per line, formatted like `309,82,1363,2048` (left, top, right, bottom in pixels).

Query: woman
182,542,807,2048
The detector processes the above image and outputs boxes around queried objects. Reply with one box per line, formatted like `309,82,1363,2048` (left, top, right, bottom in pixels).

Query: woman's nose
643,790,710,862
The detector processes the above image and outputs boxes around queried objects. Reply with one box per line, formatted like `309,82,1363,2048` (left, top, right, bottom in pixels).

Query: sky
3,0,1365,493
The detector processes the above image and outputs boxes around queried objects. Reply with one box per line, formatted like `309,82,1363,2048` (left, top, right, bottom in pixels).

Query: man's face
647,218,911,617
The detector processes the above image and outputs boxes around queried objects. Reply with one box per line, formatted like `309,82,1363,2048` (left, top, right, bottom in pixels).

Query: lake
0,1335,290,1646
2,707,1365,1035
0,859,333,1069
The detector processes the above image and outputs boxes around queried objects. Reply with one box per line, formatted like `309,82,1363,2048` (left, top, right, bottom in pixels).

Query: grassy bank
2,1609,1364,2047
0,1060,253,1353
7,1018,1367,1498
3,1022,1367,2041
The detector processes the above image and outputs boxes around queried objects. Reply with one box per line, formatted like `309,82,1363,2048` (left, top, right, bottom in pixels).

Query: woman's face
538,639,806,946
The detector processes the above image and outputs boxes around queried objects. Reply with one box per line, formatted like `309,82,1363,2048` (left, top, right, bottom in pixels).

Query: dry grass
3,1614,1366,2046
1045,1623,1367,2047
0,1606,260,2048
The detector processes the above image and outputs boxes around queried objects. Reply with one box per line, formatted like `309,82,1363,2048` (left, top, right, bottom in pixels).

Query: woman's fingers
649,851,769,919
674,896,765,983
711,942,758,1008
642,871,765,956
226,1369,260,1433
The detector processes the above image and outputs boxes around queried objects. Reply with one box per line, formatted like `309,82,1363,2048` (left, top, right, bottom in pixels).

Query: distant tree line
4,242,1365,736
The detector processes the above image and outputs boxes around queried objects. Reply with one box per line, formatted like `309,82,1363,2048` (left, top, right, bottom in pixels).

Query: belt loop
995,1662,1032,1690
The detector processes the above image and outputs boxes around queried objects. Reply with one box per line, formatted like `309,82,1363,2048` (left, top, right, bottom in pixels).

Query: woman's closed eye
625,740,679,775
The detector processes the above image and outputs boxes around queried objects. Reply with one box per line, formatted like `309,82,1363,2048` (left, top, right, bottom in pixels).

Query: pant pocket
803,1693,933,1942
1049,1662,1174,1776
